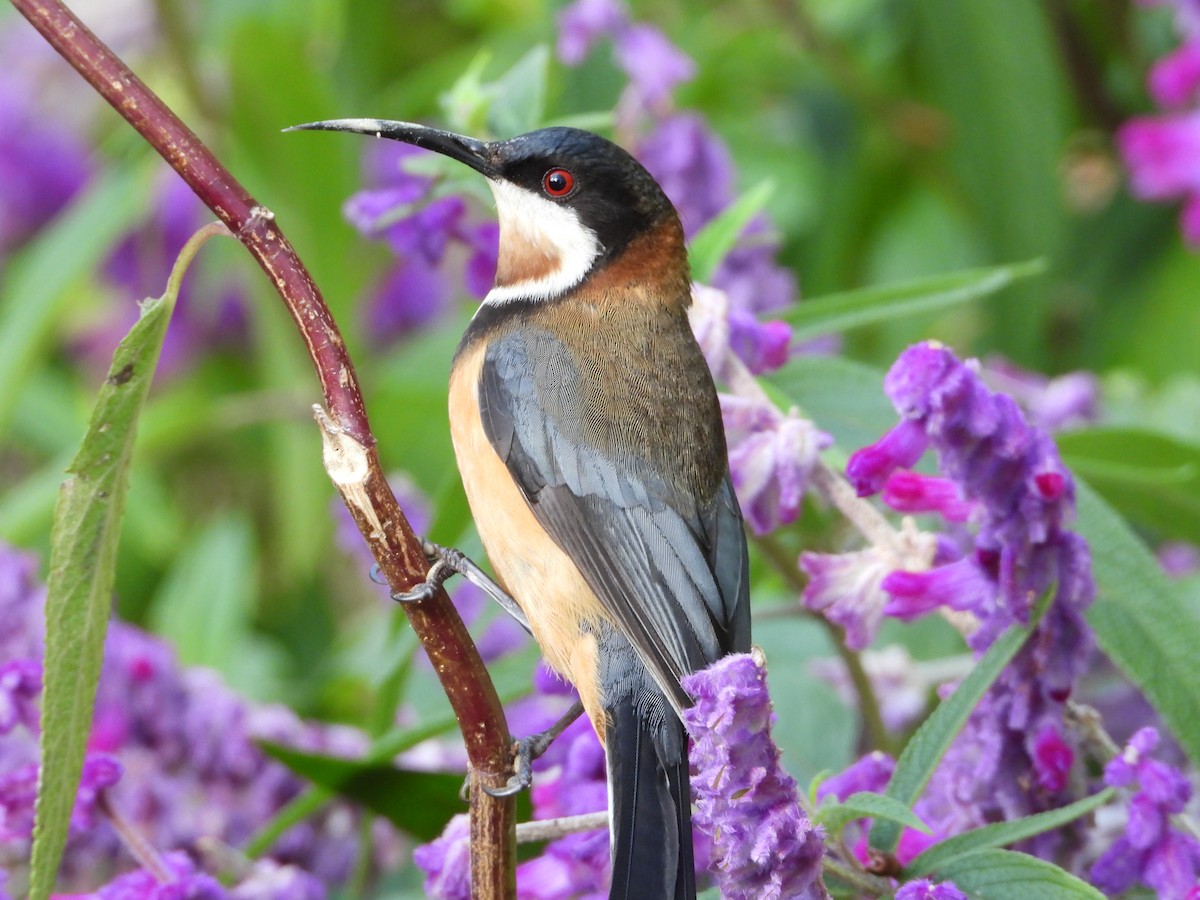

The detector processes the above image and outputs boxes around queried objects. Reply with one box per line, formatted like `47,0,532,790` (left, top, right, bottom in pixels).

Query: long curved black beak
285,118,497,178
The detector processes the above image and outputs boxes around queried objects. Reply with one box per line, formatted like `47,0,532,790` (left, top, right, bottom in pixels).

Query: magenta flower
1119,0,1200,242
682,653,828,899
882,472,974,522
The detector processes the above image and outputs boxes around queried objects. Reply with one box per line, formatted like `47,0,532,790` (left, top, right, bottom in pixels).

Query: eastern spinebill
290,119,751,900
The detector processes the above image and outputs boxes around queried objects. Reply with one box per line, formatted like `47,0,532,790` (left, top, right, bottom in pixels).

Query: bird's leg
418,540,532,634
483,700,586,798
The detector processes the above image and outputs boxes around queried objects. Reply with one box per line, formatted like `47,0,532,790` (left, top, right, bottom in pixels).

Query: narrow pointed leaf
905,788,1115,875
817,791,931,836
29,225,225,900
929,848,1104,899
780,259,1045,343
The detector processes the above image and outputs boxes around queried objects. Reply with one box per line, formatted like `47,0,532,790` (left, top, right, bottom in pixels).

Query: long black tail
606,699,695,900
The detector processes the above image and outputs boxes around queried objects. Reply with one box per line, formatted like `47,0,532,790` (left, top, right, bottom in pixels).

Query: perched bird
292,119,751,899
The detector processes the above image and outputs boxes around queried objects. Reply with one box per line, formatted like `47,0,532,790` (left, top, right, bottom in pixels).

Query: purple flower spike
850,342,1096,855
639,114,735,236
894,878,968,900
0,72,93,263
682,652,828,900
413,813,472,900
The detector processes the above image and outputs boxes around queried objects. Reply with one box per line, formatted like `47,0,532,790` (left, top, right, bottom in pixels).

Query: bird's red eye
543,168,575,197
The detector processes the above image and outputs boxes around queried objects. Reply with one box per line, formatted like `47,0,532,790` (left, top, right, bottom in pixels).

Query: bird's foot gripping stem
386,541,530,635
387,554,455,604
483,700,586,797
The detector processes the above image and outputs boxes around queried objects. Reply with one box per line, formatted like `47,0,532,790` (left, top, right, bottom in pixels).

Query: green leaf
778,259,1046,343
1057,427,1200,544
147,513,256,676
30,224,226,900
868,595,1048,853
905,788,1115,875
929,848,1104,899
0,167,151,436
1076,480,1200,765
244,709,464,858
817,791,931,836
689,180,775,283
259,741,465,841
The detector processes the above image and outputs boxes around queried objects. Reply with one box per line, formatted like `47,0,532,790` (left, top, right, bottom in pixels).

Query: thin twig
515,812,608,844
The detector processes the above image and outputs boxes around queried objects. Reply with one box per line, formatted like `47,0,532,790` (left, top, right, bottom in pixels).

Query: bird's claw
480,701,586,798
390,559,452,604
482,734,538,798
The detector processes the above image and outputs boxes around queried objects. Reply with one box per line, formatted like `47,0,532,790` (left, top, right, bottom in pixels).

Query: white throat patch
483,178,601,305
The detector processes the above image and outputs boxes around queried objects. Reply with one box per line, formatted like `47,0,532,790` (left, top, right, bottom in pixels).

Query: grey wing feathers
479,328,749,713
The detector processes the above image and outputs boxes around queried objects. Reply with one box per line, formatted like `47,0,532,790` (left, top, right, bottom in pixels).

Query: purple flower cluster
342,141,497,349
556,0,695,123
837,341,1096,850
1119,0,1200,243
1090,727,1200,898
0,540,399,895
0,50,93,264
682,652,828,900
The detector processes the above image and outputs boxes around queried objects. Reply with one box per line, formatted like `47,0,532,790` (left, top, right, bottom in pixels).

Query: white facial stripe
483,178,601,305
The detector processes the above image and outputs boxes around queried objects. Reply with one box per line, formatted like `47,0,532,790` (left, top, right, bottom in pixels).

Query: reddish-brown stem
12,1,515,895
